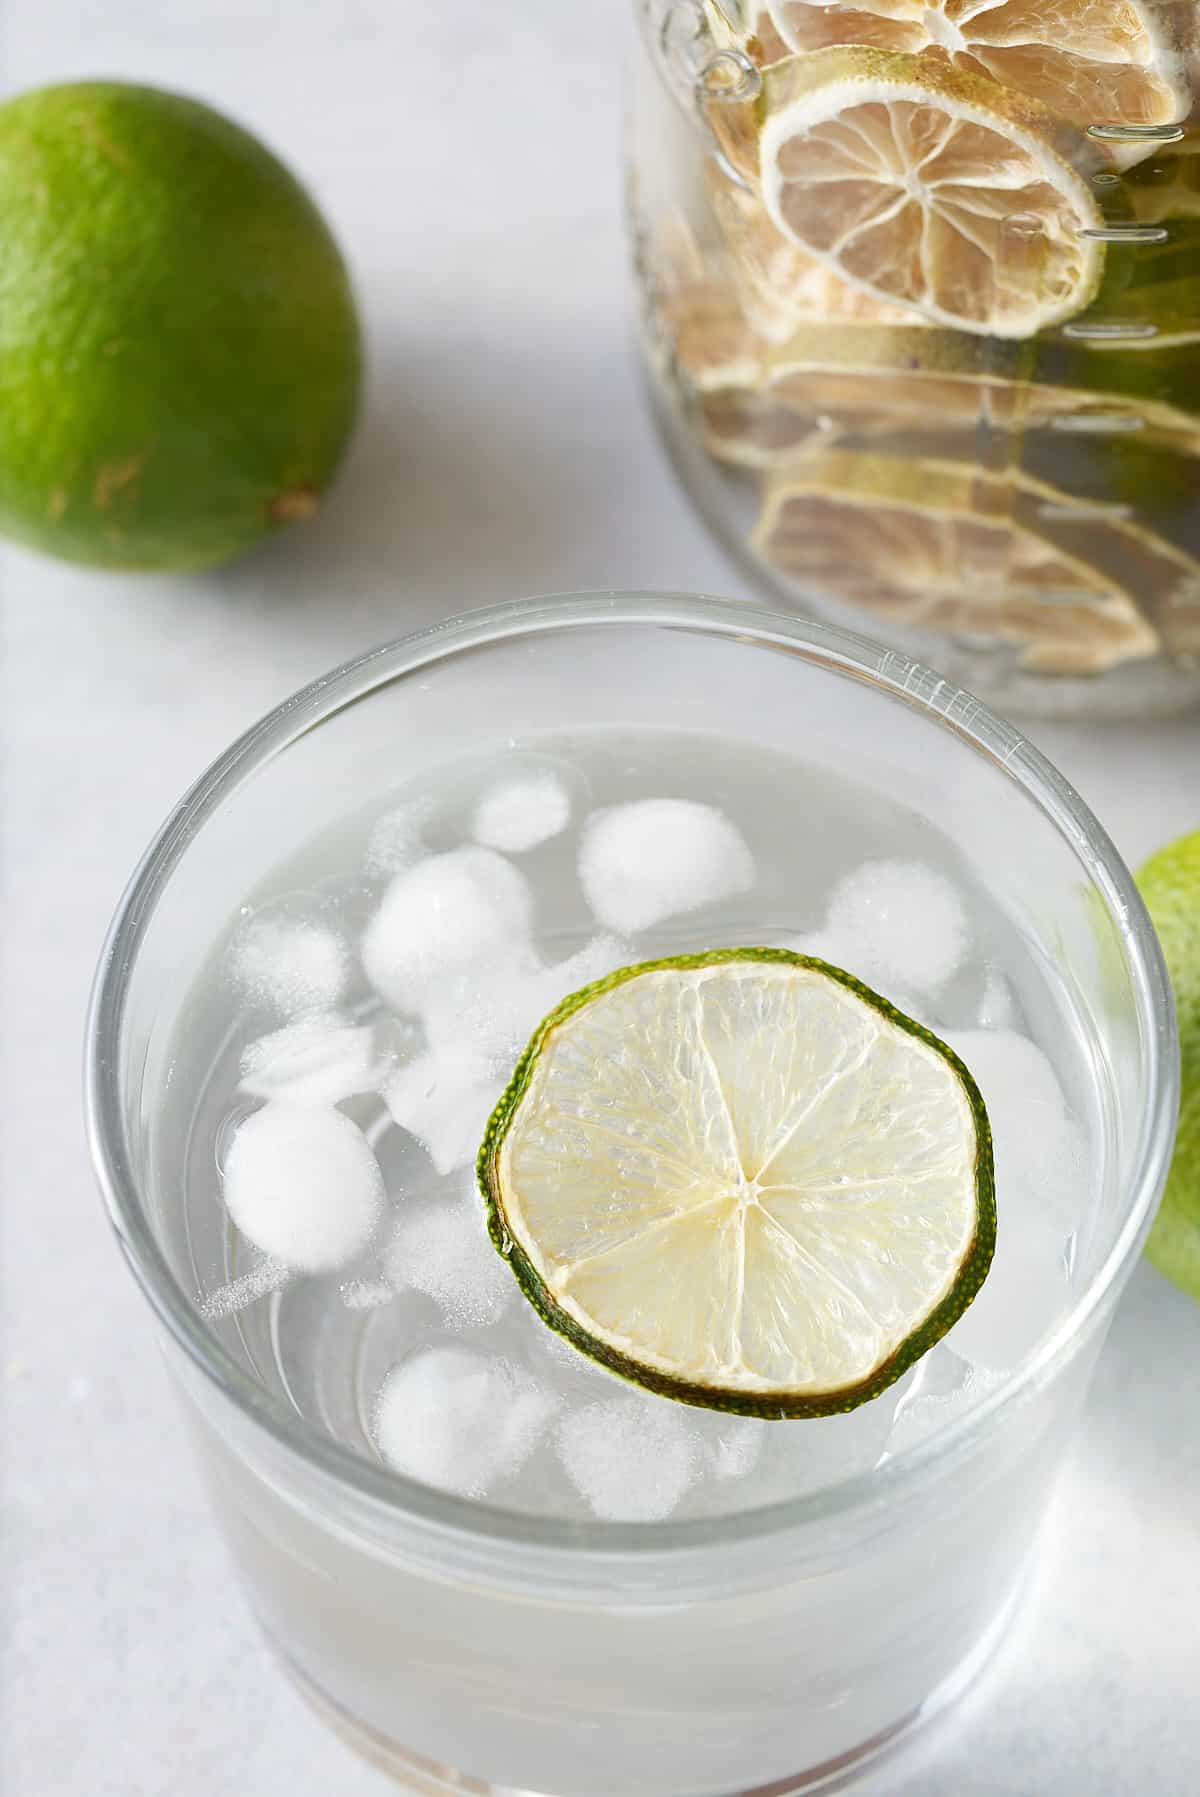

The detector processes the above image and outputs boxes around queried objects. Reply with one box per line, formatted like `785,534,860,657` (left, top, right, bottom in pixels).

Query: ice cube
371,1012,424,1075
942,1203,1067,1371
526,934,630,1020
773,932,927,1022
362,846,534,1014
977,968,1015,1030
823,860,969,995
421,935,629,1073
518,1300,624,1391
941,1027,1082,1368
885,1350,1004,1457
384,1187,514,1328
221,1101,384,1271
382,1047,504,1175
364,798,434,877
769,1391,898,1495
374,1346,558,1498
706,1414,767,1481
340,1278,395,1311
230,915,349,1016
239,1013,379,1104
472,773,571,854
665,1412,770,1514
199,1256,290,1320
417,939,545,1067
944,1028,1087,1232
578,800,755,935
556,1393,701,1521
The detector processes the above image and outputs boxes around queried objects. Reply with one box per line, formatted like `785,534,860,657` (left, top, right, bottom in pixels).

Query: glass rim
84,591,1178,1560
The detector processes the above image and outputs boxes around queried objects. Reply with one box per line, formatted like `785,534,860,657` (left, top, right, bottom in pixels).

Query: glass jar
629,1,1200,717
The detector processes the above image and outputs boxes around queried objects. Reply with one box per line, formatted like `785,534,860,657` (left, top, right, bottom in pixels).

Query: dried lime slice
751,449,1193,673
691,320,1200,467
709,45,1105,337
706,171,927,344
763,0,1192,143
479,950,995,1418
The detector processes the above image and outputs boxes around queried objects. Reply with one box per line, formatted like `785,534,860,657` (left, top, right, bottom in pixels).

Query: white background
2,3,1198,1793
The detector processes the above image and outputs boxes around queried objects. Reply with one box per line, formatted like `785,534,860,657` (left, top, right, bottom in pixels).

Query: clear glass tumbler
86,595,1177,1797
629,2,1200,718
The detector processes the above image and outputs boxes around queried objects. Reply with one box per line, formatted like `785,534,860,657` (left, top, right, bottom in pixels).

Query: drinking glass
87,594,1177,1796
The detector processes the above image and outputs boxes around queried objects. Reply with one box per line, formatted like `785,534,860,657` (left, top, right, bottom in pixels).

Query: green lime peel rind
1139,834,1200,1302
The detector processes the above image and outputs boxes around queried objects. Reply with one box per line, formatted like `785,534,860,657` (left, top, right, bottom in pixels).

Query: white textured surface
1,2,1198,1793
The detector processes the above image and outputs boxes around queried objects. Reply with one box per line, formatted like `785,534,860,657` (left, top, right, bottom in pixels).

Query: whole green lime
1139,830,1200,1302
0,82,361,571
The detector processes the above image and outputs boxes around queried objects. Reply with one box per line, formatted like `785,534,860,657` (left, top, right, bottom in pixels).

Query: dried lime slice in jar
706,45,1106,337
750,448,1199,672
762,0,1192,145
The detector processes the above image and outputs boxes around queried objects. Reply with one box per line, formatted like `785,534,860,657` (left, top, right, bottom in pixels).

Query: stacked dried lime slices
480,951,995,1418
636,2,1199,676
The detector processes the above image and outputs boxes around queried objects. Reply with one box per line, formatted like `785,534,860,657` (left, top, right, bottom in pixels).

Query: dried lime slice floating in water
479,950,995,1418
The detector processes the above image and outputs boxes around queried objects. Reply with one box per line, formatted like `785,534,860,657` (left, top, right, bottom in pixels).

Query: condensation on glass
629,1,1200,716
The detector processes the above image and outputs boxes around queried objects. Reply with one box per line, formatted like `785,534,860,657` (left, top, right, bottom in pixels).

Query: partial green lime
479,949,995,1417
1140,833,1200,1301
0,81,361,571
